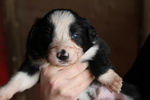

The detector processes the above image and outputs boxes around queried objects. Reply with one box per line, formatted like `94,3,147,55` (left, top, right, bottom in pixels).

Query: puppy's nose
56,49,69,61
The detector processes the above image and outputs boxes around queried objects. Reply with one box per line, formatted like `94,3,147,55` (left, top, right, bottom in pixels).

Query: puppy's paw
0,87,13,100
98,69,122,93
106,75,122,93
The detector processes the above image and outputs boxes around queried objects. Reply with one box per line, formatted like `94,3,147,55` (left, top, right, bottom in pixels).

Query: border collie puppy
0,9,139,100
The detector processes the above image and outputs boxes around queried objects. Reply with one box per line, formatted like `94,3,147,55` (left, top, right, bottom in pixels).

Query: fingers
70,70,94,86
42,65,64,76
40,62,92,100
61,69,94,89
57,70,95,99
42,62,89,82
73,72,95,95
58,76,94,100
60,62,89,79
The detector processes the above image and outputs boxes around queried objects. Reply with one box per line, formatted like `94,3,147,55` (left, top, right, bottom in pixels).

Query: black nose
56,49,69,61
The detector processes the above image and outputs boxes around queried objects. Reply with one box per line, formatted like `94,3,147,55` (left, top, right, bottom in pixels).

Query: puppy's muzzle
56,49,69,61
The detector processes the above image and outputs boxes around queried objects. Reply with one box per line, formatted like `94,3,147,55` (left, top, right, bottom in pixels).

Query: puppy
0,9,138,100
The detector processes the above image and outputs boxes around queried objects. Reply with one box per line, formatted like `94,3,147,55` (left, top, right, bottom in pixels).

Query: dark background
0,0,150,100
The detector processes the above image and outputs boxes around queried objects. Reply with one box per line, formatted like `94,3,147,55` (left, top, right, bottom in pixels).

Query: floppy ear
88,25,99,44
25,18,43,59
26,18,53,59
27,18,41,44
81,18,99,44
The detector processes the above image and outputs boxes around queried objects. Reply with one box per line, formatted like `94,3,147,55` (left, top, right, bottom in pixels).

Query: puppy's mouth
58,59,69,64
50,59,75,67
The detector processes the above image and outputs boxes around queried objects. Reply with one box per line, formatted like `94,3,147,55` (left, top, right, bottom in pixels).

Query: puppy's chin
49,59,77,67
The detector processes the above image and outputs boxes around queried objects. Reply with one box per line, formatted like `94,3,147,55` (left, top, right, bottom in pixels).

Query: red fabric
0,7,9,86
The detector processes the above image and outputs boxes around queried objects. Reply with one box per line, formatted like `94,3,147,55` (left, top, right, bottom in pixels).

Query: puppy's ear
27,18,42,42
26,18,42,58
88,25,99,44
82,18,98,44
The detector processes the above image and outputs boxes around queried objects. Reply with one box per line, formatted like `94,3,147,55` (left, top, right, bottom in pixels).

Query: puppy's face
27,9,97,67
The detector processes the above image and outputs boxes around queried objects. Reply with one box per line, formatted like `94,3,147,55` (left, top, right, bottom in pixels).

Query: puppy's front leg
0,61,40,100
98,69,122,93
89,51,122,93
0,72,39,100
88,40,122,93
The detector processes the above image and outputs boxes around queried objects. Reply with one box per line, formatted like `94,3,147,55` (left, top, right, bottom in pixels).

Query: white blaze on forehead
50,11,75,43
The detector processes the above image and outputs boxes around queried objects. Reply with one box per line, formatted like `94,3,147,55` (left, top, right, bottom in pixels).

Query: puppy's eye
72,33,80,39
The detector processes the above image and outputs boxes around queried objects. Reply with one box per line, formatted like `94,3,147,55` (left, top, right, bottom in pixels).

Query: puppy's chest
78,82,116,100
78,82,100,100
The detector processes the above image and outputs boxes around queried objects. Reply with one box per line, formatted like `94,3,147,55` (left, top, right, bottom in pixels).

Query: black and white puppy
0,9,138,100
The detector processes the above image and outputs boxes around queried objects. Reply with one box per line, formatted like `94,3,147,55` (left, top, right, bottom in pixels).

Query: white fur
51,11,75,44
98,69,117,84
80,44,99,62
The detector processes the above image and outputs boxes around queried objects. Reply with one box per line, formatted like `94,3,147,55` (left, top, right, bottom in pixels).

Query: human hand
40,62,95,100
